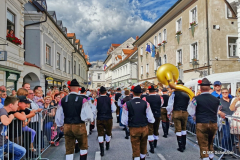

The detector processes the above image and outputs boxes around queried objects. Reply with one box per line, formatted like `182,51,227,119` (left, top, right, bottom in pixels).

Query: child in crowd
0,96,26,160
33,90,44,108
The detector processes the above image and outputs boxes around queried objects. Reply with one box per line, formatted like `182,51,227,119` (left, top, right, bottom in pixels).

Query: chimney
136,36,139,40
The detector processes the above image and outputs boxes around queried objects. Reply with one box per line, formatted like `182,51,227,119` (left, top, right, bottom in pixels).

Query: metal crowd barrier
0,106,59,160
183,115,240,159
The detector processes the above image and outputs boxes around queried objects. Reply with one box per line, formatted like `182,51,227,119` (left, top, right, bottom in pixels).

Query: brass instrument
156,63,195,100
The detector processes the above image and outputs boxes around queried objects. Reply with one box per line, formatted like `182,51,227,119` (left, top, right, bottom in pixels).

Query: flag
104,64,107,71
146,44,151,53
151,43,156,57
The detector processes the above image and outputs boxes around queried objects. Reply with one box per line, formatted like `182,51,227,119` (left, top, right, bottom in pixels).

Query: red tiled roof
111,47,137,70
24,61,40,69
67,33,75,37
80,45,82,49
117,55,122,59
112,44,121,47
87,61,91,66
85,55,88,59
122,49,133,54
75,39,79,43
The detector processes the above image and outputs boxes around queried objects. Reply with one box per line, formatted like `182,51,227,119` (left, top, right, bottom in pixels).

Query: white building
23,1,89,92
88,61,105,89
104,37,136,87
0,0,28,95
111,47,138,87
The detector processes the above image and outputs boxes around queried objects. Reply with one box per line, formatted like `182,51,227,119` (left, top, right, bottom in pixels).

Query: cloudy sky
47,0,178,61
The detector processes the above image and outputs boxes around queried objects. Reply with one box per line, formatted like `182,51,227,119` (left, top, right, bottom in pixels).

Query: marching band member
161,88,170,138
140,88,148,99
188,78,220,160
122,85,155,160
166,80,190,152
61,79,93,160
144,85,163,152
94,86,116,156
115,88,122,123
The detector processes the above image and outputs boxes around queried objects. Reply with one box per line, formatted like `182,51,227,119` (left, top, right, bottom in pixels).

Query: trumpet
156,63,195,100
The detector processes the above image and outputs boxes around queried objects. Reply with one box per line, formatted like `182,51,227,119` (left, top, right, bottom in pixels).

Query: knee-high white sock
133,157,140,160
140,154,146,158
209,153,214,159
181,130,187,135
66,154,73,160
98,136,104,143
153,135,159,140
148,135,154,141
105,135,111,142
176,132,182,136
80,150,87,156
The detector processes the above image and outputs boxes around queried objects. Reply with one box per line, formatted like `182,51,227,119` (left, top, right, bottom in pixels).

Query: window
177,49,182,64
191,43,198,59
163,55,167,64
63,57,66,72
154,60,157,70
154,36,157,46
158,33,161,44
141,66,143,75
7,10,15,34
46,45,51,65
190,7,197,23
146,64,149,73
56,53,60,69
74,61,76,74
68,60,71,74
227,6,235,18
97,83,101,87
141,47,143,55
98,73,101,80
176,18,182,32
228,37,238,57
78,64,81,75
163,29,167,41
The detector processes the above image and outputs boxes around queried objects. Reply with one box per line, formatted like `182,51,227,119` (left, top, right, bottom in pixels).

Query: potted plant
178,62,182,66
141,74,143,79
146,72,149,77
140,55,143,62
6,34,22,46
176,31,182,44
162,41,167,52
190,21,197,37
158,43,162,53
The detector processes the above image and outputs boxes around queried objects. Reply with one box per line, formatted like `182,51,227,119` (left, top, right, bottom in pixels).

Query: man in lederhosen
166,80,190,152
161,88,170,138
122,85,155,160
119,89,132,139
61,79,93,160
144,85,163,153
94,86,116,156
188,78,219,160
115,88,122,123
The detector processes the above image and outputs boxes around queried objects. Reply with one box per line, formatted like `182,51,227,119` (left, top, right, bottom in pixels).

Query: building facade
134,0,239,85
88,61,105,89
0,0,28,95
111,47,138,87
23,1,89,92
104,37,136,87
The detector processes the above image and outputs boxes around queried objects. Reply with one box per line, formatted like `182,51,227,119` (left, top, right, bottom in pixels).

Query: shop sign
48,81,53,84
0,51,7,61
58,82,61,86
8,74,17,80
46,77,54,81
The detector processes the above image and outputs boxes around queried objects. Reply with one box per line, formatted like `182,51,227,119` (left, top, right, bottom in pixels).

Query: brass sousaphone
156,63,194,100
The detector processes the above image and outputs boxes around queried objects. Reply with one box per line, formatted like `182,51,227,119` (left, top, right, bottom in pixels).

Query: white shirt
55,105,64,127
166,92,190,114
121,97,155,126
29,99,39,122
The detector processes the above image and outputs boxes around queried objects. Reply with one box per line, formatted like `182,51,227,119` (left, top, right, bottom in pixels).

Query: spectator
212,81,232,99
0,98,3,109
1,90,7,105
42,96,55,144
0,96,26,160
33,90,44,109
22,83,30,90
219,88,234,156
51,93,61,107
46,90,52,96
11,89,17,97
33,86,42,93
17,88,28,96
229,87,240,151
209,87,214,94
0,85,6,92
54,98,64,147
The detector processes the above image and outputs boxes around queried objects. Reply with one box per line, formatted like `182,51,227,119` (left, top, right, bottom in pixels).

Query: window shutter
190,44,193,62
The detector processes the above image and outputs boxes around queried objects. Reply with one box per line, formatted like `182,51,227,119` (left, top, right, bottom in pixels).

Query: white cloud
143,10,157,20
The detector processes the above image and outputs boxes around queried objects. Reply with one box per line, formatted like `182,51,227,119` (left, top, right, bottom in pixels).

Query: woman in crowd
229,87,240,151
42,96,56,145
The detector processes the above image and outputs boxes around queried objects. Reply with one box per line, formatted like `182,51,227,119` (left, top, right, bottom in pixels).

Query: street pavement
41,115,219,160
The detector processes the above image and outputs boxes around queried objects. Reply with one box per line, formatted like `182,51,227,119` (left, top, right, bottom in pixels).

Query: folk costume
120,94,132,139
115,88,122,123
94,86,116,157
166,80,190,152
188,78,220,160
161,88,170,138
143,85,163,153
61,79,94,160
122,85,155,160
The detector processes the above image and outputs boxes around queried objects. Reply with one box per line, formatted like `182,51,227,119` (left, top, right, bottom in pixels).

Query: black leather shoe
177,136,184,152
